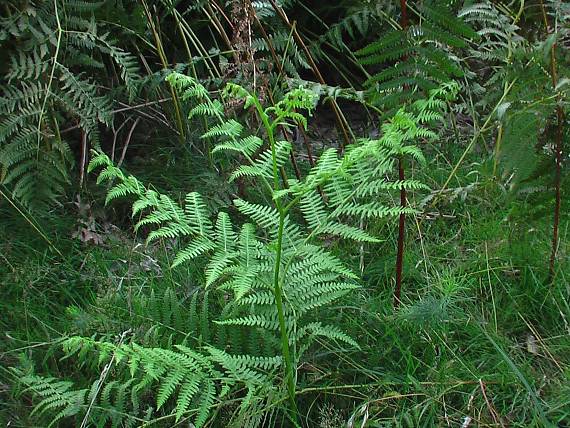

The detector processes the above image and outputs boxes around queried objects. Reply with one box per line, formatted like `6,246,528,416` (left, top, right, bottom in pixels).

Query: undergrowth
1,1,569,427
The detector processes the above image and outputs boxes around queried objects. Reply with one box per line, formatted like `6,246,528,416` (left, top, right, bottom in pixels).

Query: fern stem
394,156,406,308
251,93,299,423
394,0,408,309
540,0,565,280
36,0,62,159
273,210,299,424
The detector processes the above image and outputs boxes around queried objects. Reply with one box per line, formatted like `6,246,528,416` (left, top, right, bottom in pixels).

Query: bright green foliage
63,336,277,425
76,72,448,424
16,335,278,427
2,2,569,427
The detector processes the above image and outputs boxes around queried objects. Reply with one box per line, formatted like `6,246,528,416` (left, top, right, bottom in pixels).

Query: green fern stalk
250,93,300,422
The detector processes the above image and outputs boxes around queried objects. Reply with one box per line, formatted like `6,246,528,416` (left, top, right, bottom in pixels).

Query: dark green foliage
356,1,477,111
0,0,141,210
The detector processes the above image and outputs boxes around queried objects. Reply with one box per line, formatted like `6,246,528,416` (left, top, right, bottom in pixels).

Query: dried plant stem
539,0,565,280
394,0,408,309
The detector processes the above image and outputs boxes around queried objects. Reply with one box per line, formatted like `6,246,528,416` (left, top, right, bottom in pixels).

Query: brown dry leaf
526,334,538,355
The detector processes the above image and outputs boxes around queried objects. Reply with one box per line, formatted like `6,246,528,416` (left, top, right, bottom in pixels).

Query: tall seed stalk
539,0,566,280
394,0,409,308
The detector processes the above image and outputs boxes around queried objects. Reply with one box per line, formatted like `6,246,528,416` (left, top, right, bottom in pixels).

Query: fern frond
230,141,291,182
212,135,263,157
201,119,244,140
19,374,87,427
233,198,280,230
172,237,216,267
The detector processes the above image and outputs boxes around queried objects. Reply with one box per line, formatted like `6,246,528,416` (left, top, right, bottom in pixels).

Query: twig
117,117,140,168
112,98,172,114
36,0,62,158
80,330,131,428
111,118,131,163
479,379,504,427
59,98,172,135
78,130,88,188
394,0,409,309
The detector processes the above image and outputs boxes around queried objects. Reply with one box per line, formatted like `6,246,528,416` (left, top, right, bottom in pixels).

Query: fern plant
461,1,569,275
15,336,280,427
0,0,141,210
79,70,437,424
356,0,466,307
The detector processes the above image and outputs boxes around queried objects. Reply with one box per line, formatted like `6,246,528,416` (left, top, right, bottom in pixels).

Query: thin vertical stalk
37,0,62,157
266,0,353,150
141,0,185,143
539,0,565,279
394,0,408,309
252,97,299,424
492,124,504,178
273,210,299,424
394,157,406,308
252,14,302,183
550,107,564,279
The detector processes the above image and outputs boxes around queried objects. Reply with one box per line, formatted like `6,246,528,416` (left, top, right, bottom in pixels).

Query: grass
1,139,569,427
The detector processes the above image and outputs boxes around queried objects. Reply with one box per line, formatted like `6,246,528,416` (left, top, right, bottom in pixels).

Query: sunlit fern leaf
233,198,280,230
320,222,381,242
230,141,291,182
216,313,281,331
201,119,243,140
172,237,216,268
205,250,236,287
105,177,145,204
212,135,263,157
189,99,224,118
185,192,214,236
132,190,160,217
300,191,328,230
83,78,453,428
